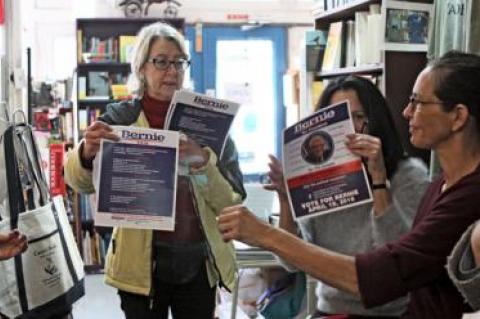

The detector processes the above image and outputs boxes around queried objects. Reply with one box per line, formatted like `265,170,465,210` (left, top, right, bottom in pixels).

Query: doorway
186,25,287,180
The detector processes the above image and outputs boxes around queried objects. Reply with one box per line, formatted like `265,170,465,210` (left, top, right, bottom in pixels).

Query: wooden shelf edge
314,0,381,21
315,64,384,79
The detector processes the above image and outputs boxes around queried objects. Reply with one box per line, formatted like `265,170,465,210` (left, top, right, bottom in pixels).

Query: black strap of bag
19,124,48,206
4,125,29,313
4,125,26,228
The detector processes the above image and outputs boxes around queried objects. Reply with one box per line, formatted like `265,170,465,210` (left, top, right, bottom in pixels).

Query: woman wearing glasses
65,22,245,319
265,75,430,317
219,51,480,318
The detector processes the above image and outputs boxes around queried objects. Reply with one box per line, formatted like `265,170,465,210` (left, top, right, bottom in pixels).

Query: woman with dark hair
262,75,430,317
317,76,406,180
218,51,480,318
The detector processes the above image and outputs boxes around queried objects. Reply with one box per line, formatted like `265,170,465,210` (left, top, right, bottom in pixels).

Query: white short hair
128,22,188,98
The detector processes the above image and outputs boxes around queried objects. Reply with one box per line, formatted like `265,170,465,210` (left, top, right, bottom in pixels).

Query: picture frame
381,0,433,52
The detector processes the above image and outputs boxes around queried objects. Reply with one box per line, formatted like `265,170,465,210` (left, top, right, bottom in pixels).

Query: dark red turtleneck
141,94,171,129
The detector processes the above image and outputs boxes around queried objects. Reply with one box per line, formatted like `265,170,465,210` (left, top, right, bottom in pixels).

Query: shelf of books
309,0,433,164
30,80,83,253
76,18,184,111
74,17,185,273
314,0,381,29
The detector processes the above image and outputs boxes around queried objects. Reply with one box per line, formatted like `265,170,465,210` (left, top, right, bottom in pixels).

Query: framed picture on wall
382,0,433,52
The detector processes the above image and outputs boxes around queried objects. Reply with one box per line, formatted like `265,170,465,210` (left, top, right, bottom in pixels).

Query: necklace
441,183,448,192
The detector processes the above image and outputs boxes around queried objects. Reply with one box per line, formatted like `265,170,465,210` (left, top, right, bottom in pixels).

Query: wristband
372,183,387,190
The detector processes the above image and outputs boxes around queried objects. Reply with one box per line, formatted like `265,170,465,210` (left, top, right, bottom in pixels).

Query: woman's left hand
345,133,387,183
179,135,210,169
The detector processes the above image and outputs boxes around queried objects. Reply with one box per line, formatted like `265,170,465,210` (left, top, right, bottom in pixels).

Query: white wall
147,0,315,24
19,0,315,81
73,0,315,24
4,0,25,115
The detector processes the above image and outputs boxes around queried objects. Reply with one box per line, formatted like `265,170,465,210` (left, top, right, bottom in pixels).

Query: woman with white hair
65,22,245,319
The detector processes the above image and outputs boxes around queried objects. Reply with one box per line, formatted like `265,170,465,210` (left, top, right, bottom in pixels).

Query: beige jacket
64,111,243,295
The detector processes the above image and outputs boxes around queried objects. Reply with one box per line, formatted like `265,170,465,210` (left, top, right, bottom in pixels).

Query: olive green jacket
64,100,245,295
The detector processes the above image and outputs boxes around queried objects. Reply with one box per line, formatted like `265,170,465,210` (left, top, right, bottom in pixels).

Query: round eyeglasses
147,57,191,71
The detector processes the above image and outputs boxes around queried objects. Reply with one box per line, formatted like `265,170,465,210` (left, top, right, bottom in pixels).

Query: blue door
186,25,287,181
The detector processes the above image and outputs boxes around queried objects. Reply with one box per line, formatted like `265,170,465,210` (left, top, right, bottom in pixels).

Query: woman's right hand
81,121,119,162
264,155,287,197
0,230,27,261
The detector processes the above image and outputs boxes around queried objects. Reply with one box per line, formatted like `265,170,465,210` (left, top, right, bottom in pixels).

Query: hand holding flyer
94,126,179,230
282,101,372,220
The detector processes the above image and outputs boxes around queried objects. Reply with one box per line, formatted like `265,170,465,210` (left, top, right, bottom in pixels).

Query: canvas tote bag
0,114,84,319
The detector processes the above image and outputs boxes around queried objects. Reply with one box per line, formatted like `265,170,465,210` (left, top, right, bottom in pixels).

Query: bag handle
4,125,26,227
18,124,49,206
3,123,50,219
12,109,26,125
11,126,42,210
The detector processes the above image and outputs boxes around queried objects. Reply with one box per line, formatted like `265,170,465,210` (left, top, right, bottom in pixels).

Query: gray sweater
280,158,430,316
447,221,480,311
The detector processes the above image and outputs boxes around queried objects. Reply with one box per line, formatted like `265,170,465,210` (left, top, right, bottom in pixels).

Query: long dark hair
316,75,406,179
429,51,480,134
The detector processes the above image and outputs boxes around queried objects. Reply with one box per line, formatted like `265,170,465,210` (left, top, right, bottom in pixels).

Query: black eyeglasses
147,57,190,71
408,95,446,110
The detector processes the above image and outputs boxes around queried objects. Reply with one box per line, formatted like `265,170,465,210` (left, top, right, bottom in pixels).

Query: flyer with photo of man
282,101,372,220
94,126,179,231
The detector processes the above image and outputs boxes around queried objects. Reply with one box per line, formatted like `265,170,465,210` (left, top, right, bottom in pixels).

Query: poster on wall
382,0,433,52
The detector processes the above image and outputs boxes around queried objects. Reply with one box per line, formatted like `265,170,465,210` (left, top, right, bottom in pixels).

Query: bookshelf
74,17,185,272
312,0,433,162
30,80,80,253
314,0,381,29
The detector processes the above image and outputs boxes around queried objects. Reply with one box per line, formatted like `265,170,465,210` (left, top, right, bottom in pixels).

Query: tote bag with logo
0,118,84,319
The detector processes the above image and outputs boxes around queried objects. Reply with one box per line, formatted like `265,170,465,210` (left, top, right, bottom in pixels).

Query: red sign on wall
50,143,66,196
227,13,249,21
0,0,4,25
